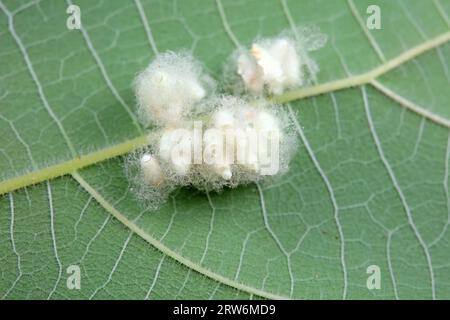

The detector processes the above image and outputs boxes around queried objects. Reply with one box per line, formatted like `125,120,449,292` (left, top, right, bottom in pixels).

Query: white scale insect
128,27,326,209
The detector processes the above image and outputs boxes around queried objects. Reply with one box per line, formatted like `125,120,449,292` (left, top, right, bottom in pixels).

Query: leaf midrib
1,30,450,196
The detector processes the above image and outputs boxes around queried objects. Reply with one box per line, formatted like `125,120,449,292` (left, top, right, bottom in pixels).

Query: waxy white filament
134,52,214,127
140,154,164,186
238,38,301,95
128,26,327,208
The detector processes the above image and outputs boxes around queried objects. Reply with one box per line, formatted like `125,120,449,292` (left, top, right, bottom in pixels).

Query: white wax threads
134,51,215,127
126,95,296,209
158,128,194,176
201,97,291,179
128,27,325,209
229,26,327,95
238,38,300,95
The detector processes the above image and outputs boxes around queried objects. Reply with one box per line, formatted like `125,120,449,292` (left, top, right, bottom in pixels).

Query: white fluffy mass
238,38,300,95
227,26,327,95
126,95,297,209
134,51,215,127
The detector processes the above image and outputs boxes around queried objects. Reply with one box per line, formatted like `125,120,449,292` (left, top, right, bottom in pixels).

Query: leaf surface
1,0,450,299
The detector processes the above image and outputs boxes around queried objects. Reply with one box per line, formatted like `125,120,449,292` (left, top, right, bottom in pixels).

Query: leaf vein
72,171,289,300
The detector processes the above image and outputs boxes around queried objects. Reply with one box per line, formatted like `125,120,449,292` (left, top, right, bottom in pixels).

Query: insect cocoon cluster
126,94,298,209
225,26,327,95
126,27,326,208
134,51,215,127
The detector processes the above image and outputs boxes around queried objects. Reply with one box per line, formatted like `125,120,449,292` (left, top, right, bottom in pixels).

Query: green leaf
1,0,450,299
